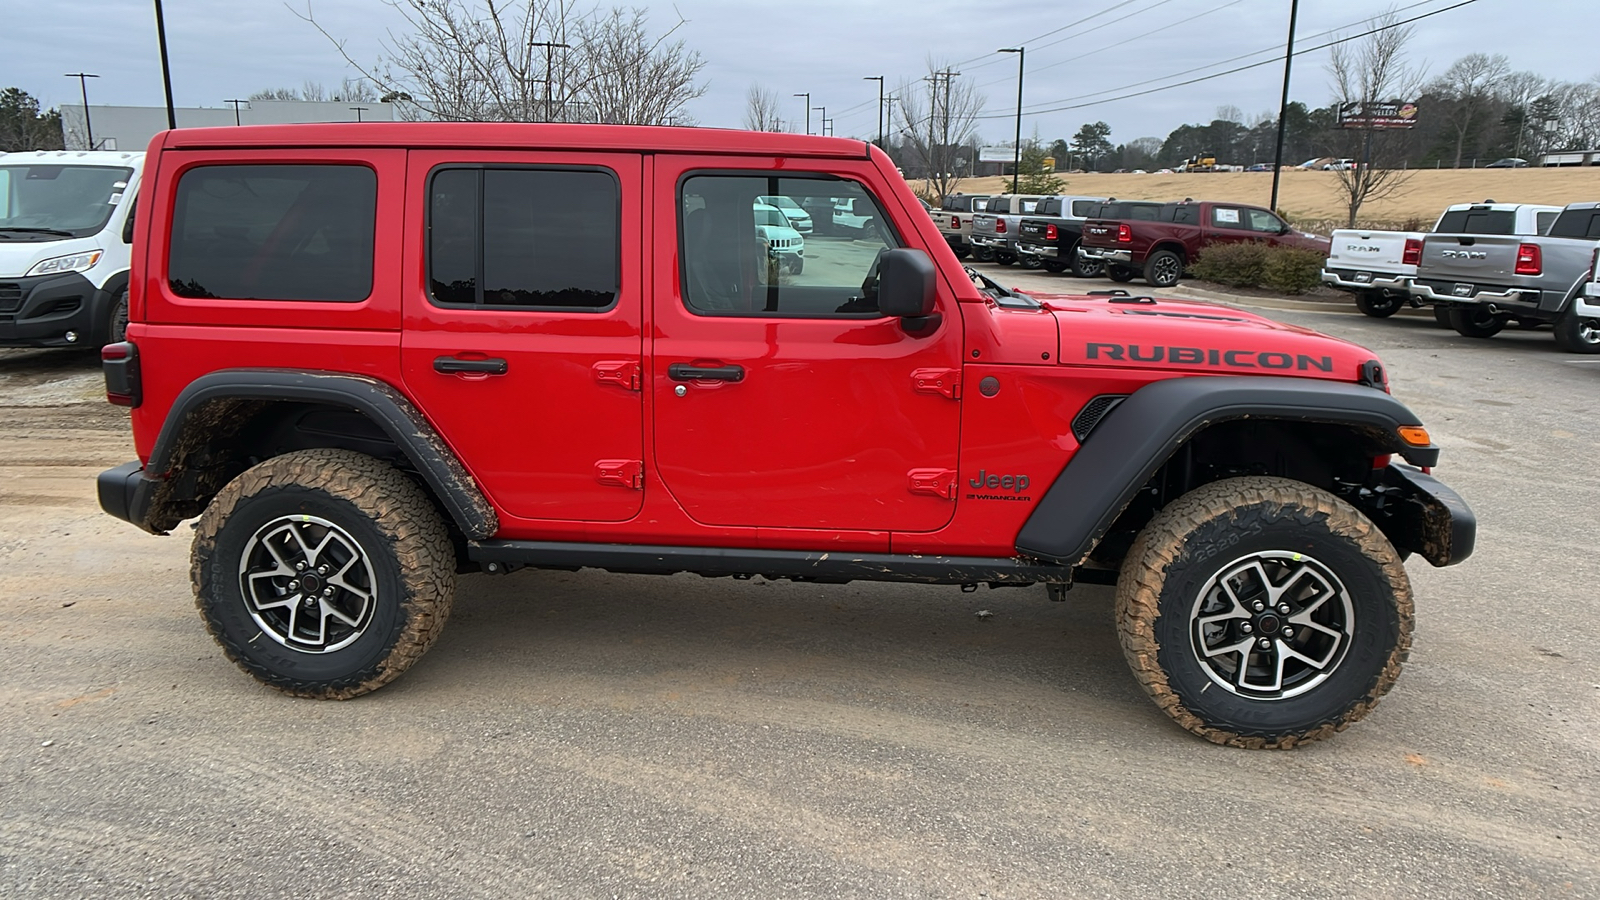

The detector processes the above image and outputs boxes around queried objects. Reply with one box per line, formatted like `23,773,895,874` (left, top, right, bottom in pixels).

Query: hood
1028,291,1378,383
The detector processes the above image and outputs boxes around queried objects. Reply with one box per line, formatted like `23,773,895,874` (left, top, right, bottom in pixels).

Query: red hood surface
1025,290,1379,383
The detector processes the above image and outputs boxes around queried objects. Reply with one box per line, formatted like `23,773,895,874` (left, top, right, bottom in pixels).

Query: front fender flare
1014,375,1438,565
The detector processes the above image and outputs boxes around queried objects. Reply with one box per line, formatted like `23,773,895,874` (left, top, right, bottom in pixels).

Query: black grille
0,283,20,314
1072,395,1126,442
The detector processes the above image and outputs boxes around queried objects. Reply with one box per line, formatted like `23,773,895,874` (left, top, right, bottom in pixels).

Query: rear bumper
1080,246,1133,265
97,461,160,533
941,232,969,249
1016,242,1059,258
1584,281,1600,299
1321,267,1412,293
970,234,1014,251
1410,280,1542,307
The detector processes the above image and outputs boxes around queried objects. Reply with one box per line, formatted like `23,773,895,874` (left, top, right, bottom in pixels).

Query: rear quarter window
167,164,376,302
1548,210,1600,239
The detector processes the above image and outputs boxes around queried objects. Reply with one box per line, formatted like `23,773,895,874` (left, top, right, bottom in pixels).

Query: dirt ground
925,167,1600,226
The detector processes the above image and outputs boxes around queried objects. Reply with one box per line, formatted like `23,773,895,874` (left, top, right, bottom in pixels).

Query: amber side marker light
1398,426,1431,446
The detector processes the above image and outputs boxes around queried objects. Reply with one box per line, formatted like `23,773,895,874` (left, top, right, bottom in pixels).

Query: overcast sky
10,0,1597,148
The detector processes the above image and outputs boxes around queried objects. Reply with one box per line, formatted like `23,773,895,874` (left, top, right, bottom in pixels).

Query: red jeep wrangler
98,124,1473,748
1080,199,1331,288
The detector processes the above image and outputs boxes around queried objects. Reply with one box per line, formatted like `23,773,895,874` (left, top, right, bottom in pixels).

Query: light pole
1269,0,1301,213
864,75,884,147
530,40,569,122
64,73,100,149
814,105,827,137
152,0,176,129
224,99,246,126
999,48,1024,194
793,92,811,134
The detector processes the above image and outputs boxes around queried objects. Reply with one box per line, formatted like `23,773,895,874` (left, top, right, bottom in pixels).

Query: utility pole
64,73,100,149
793,92,811,134
350,106,369,123
1269,0,1300,213
999,48,1025,194
863,75,885,147
530,40,569,122
932,70,958,184
224,99,246,126
152,0,176,129
813,106,827,137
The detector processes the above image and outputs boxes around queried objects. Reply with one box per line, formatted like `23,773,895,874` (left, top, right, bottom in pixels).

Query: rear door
650,156,963,535
400,150,645,522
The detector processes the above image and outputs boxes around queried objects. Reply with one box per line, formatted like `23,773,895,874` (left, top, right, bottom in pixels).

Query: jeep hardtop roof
151,123,873,160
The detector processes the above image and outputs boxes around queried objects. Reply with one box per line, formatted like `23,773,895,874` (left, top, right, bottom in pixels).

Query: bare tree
1496,70,1547,158
892,61,985,202
1431,53,1510,167
1326,7,1423,226
250,78,379,103
744,84,783,132
294,1,705,125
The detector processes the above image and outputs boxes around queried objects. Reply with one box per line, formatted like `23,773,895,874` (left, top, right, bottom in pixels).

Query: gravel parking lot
2,274,1596,898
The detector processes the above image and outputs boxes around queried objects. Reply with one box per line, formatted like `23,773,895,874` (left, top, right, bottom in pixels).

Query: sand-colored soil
923,167,1600,229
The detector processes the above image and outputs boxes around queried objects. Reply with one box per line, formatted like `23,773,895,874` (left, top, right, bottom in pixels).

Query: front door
650,157,963,533
400,150,645,522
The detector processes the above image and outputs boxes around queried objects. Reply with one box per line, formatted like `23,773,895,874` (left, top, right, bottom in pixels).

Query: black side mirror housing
878,248,938,332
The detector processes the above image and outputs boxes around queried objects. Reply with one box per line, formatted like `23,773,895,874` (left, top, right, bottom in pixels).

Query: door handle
434,356,508,375
668,363,744,382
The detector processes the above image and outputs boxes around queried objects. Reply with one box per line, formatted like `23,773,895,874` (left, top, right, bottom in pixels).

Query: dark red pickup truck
1080,201,1330,288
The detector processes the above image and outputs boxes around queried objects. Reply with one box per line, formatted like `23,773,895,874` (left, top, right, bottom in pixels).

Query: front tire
1143,249,1183,288
1355,290,1402,318
192,448,457,699
1555,304,1600,353
1115,477,1412,749
106,288,129,345
1448,305,1506,338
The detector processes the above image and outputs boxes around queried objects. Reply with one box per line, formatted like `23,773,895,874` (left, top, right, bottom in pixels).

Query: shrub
1015,172,1067,195
1190,242,1268,288
1190,243,1325,295
1260,247,1325,295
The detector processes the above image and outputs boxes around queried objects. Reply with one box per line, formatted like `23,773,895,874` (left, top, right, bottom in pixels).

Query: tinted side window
1550,211,1600,239
427,167,619,309
1536,211,1557,235
1036,198,1062,216
169,165,375,301
679,174,897,317
1070,200,1098,217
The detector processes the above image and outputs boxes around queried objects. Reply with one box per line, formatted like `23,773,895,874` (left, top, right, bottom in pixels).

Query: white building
59,100,401,151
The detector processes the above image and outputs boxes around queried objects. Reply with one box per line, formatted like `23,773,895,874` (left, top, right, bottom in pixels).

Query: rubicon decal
1086,343,1334,372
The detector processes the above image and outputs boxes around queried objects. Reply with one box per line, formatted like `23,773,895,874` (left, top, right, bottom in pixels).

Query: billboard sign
1339,100,1419,129
978,143,1018,163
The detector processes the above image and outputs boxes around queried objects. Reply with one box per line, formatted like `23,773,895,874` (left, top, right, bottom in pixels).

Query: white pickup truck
1321,202,1560,319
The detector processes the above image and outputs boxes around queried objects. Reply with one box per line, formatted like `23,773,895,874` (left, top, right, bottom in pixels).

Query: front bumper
1369,464,1476,567
1079,246,1133,265
1321,267,1413,293
0,271,105,348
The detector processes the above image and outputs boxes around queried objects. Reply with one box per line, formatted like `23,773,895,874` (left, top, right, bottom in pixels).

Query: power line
973,0,1481,120
951,1,1135,69
962,0,1173,76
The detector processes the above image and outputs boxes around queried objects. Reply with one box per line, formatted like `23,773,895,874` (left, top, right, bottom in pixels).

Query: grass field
922,167,1600,230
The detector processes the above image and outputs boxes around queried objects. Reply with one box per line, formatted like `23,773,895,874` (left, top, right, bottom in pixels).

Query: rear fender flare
1014,375,1437,565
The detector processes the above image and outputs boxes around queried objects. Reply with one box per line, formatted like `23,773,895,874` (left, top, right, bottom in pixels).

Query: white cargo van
0,150,144,348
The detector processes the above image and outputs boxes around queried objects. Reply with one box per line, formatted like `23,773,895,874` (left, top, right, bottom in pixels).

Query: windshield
0,165,133,238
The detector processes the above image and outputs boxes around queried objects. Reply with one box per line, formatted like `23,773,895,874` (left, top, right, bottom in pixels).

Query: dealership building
58,100,400,151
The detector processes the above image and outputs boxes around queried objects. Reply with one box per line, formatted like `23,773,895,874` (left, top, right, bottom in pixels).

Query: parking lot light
999,48,1024,193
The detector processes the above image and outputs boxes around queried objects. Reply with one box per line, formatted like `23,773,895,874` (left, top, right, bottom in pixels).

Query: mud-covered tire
1355,290,1402,318
1108,265,1136,283
1143,250,1183,287
1554,305,1600,354
191,448,456,699
1114,476,1412,749
1449,305,1506,338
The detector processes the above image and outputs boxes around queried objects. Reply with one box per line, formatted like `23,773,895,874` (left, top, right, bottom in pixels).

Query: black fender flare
89,270,130,345
138,369,498,539
1014,375,1440,565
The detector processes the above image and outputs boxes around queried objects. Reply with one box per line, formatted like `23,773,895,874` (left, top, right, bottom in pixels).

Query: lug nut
1240,623,1253,634
296,562,307,571
1278,604,1291,615
1258,638,1272,650
317,565,329,575
1252,602,1265,612
323,587,334,597
1281,626,1295,638
287,580,300,591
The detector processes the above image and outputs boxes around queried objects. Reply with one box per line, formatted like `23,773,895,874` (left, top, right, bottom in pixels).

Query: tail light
1117,223,1132,243
1402,238,1422,266
1514,243,1541,276
1045,224,1058,241
102,341,141,408
951,216,960,229
995,218,1007,234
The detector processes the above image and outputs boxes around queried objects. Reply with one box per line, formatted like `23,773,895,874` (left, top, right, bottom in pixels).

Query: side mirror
877,248,939,332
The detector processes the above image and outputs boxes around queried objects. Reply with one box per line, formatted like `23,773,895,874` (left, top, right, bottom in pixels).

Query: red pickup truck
1080,201,1330,288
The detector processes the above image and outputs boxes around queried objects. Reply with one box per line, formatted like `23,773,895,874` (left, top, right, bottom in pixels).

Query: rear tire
1144,249,1183,288
1448,305,1506,338
1432,304,1452,327
995,254,1015,267
1355,290,1402,318
1554,304,1600,354
1115,477,1412,749
1108,265,1136,283
191,448,457,699
1071,246,1106,278
1043,261,1068,274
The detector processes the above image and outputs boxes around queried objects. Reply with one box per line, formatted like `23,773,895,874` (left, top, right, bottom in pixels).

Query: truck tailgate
1418,234,1523,283
1327,229,1416,274
971,213,1000,237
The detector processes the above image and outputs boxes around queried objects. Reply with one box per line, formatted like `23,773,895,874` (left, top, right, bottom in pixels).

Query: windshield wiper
0,227,78,237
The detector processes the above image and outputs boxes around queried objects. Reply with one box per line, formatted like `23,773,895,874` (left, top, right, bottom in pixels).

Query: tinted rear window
1035,198,1062,216
1548,210,1600,240
1435,209,1515,234
1097,202,1161,220
168,164,376,301
1070,200,1098,217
